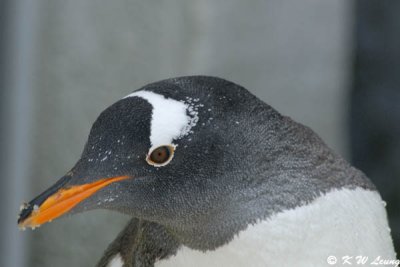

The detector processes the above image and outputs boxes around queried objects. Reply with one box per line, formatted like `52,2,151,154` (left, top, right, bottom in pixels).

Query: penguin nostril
146,145,176,167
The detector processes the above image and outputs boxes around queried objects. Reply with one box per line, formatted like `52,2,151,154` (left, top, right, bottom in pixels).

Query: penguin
18,76,396,267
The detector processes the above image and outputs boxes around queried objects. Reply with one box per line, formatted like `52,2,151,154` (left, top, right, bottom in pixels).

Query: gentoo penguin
18,76,396,267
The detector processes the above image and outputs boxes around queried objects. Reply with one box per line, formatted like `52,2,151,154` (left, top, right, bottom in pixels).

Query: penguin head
18,76,374,249
18,76,277,231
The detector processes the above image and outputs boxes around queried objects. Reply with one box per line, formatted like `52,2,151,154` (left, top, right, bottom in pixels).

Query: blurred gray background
0,1,398,266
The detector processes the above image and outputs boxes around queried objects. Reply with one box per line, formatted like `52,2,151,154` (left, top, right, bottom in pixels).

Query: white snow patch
19,202,28,211
104,197,115,203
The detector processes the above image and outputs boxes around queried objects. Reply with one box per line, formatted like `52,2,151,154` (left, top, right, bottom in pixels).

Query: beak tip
17,205,33,225
17,202,41,228
16,175,130,230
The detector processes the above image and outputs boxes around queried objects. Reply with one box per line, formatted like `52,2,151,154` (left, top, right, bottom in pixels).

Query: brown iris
147,145,175,166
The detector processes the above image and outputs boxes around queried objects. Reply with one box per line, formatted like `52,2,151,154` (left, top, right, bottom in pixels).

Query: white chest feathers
156,188,396,267
107,253,124,267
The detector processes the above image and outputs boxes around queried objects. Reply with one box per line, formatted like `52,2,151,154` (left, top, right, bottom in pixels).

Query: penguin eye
146,145,175,167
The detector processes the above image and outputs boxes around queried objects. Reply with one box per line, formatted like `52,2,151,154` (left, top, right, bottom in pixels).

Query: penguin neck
162,142,374,251
155,188,395,267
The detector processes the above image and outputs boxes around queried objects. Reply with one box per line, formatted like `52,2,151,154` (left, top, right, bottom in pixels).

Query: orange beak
18,175,129,229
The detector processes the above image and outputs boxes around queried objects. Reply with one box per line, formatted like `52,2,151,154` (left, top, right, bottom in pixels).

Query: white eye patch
124,90,195,148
